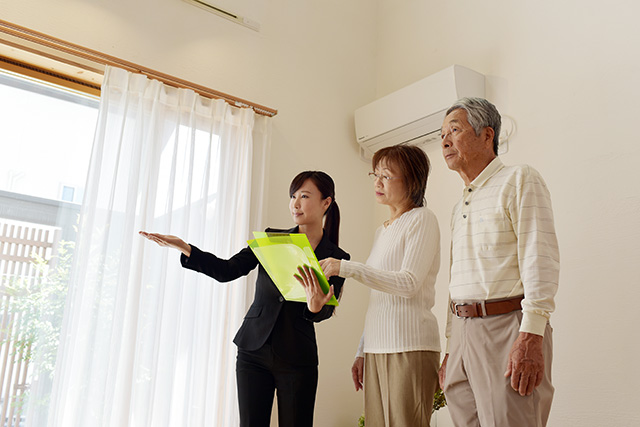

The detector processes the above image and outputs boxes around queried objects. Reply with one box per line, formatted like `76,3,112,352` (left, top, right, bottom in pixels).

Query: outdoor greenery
1,240,74,410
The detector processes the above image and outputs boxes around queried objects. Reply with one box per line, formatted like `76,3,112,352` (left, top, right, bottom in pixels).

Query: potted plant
357,388,446,425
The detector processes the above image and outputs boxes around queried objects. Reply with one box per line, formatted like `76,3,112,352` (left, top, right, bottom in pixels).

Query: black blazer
180,226,350,366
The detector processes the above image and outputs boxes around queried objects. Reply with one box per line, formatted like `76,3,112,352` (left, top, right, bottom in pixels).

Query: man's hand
351,357,364,391
438,353,449,390
504,332,545,396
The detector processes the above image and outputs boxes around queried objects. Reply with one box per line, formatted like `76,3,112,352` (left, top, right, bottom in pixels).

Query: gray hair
446,97,501,155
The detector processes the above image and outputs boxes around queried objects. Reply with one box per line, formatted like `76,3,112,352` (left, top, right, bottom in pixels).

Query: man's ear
483,127,495,149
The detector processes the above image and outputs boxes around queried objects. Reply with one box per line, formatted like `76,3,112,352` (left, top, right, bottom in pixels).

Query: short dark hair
446,97,502,155
372,144,431,208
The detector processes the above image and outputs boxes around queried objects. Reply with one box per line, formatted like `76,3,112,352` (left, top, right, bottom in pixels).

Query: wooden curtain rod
0,19,277,117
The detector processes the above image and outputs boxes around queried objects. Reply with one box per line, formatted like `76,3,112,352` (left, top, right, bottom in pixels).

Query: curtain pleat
41,66,270,427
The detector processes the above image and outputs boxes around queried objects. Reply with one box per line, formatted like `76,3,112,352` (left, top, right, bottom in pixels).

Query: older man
437,97,559,426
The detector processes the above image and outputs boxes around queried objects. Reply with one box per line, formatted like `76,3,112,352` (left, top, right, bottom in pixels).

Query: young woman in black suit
140,171,349,427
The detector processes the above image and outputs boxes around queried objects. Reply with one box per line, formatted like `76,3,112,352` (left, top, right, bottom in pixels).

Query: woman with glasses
299,145,441,426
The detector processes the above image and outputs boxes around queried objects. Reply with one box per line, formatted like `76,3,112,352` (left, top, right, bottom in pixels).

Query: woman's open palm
139,231,191,256
294,264,334,313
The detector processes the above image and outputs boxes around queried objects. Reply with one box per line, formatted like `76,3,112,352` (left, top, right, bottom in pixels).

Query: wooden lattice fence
0,220,60,427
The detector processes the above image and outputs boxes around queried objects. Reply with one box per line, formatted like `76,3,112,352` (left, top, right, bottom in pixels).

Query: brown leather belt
450,296,524,318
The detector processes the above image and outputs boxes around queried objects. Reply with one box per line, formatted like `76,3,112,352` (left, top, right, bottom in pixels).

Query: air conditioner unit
354,65,485,159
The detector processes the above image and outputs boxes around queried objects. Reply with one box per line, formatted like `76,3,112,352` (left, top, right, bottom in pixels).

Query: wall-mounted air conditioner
354,65,485,159
183,0,261,31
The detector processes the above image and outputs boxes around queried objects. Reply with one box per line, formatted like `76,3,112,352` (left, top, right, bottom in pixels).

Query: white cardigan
340,206,441,356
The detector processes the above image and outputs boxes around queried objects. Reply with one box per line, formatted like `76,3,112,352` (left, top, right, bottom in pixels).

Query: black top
180,226,350,366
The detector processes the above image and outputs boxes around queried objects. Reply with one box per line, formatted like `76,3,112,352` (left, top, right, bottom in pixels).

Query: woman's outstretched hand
294,264,334,314
139,231,191,257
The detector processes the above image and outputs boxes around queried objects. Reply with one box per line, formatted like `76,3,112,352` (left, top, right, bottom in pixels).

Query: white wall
375,1,640,426
2,0,378,425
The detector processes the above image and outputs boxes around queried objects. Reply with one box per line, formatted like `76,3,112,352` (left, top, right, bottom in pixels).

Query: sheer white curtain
44,66,270,426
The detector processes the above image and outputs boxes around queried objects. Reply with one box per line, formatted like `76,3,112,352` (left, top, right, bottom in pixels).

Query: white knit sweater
340,206,441,356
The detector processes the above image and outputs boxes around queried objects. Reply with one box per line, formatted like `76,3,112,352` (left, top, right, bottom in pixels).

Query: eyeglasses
368,172,399,182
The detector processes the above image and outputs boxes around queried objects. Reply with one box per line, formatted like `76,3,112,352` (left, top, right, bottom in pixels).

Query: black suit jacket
180,227,350,366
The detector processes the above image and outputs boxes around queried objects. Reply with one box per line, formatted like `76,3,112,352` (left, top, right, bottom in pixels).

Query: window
0,69,98,202
0,67,98,425
1,21,272,425
60,185,75,202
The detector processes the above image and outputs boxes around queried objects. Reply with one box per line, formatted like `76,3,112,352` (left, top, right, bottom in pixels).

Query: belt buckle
452,302,464,318
452,301,487,318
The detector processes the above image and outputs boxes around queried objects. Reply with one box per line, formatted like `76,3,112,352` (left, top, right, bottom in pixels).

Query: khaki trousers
443,311,554,427
364,350,440,427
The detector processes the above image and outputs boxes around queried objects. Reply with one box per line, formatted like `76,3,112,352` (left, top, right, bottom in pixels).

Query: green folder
247,232,338,306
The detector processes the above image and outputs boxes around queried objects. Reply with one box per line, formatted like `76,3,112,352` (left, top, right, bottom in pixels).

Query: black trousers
236,343,318,427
